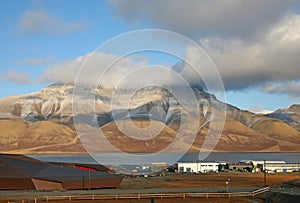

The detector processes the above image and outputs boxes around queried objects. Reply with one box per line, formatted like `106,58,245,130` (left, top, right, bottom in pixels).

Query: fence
7,187,270,203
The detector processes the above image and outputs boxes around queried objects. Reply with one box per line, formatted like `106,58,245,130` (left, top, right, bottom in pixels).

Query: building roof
177,161,222,164
0,154,49,178
0,154,123,190
252,160,286,164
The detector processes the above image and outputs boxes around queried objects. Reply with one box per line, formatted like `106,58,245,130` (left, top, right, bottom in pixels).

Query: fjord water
30,152,300,165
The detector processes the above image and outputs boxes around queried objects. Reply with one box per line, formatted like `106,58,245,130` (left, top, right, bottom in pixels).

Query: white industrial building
252,161,300,173
177,160,300,173
177,162,224,173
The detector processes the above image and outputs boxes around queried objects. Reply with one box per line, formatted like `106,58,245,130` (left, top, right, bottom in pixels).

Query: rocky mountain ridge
0,84,299,154
266,104,300,131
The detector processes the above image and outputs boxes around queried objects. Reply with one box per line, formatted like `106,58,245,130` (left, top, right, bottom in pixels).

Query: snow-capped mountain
0,83,299,154
266,104,300,131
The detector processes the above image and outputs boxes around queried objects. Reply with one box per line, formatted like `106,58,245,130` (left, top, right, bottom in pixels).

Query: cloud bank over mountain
3,0,297,102
40,14,300,95
106,0,300,97
108,0,295,38
200,14,300,91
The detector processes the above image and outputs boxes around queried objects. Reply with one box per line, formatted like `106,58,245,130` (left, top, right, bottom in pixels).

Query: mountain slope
0,119,84,154
0,84,299,153
266,104,300,131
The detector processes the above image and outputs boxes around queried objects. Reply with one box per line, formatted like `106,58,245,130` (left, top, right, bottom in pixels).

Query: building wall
198,163,219,173
265,163,300,172
62,176,124,190
0,178,36,190
252,161,300,173
177,162,220,173
31,178,63,190
178,163,198,173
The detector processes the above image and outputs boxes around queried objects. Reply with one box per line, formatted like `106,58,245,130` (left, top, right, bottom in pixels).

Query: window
179,167,184,172
186,167,191,172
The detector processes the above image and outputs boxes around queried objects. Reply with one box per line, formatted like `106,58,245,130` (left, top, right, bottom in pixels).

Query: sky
0,0,300,113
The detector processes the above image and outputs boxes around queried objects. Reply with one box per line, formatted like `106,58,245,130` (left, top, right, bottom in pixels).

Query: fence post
34,197,37,203
183,193,185,199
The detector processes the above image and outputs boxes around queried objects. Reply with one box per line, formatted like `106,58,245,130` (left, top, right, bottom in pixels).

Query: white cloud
39,2,300,95
109,0,300,95
17,57,56,66
262,81,300,99
40,54,84,84
197,14,300,90
108,0,296,38
1,69,32,84
40,52,151,88
41,14,300,92
18,9,90,34
40,51,193,89
248,105,273,114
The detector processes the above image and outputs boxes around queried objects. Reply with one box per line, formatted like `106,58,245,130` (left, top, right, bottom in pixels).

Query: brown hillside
1,115,300,153
0,119,85,154
252,119,300,151
101,120,179,153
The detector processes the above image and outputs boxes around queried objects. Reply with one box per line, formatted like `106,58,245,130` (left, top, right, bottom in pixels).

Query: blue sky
1,0,300,113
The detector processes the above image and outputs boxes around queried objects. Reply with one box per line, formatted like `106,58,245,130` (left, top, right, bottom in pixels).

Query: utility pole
264,160,267,187
88,164,91,190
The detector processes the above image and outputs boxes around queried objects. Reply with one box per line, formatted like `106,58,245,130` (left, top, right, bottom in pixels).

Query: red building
0,154,123,190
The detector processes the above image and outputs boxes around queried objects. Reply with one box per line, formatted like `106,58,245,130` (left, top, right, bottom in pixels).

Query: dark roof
34,165,117,182
0,154,120,181
0,154,123,190
48,162,109,172
0,155,49,177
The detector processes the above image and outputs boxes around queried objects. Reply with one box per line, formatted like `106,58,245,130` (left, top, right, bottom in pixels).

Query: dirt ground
120,172,300,189
37,197,263,203
0,172,299,203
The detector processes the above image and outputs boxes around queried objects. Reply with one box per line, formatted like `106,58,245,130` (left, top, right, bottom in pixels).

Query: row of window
178,166,218,172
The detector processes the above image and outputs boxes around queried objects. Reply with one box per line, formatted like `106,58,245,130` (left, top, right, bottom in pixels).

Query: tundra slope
0,84,299,153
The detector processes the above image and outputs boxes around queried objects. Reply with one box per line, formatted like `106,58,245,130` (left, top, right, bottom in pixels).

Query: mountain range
0,83,299,154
